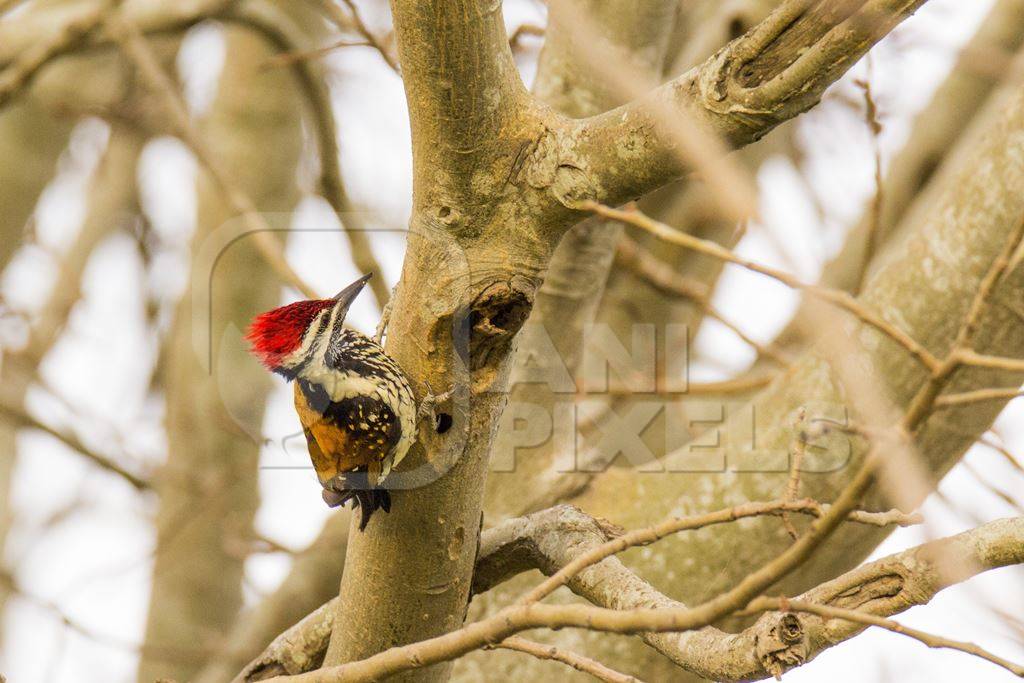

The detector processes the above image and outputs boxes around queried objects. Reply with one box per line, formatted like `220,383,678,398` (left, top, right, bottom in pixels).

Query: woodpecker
246,273,417,530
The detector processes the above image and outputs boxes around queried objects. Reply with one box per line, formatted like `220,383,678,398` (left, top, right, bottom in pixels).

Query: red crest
246,299,335,370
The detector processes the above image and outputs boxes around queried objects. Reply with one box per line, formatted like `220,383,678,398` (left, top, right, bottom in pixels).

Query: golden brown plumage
248,274,416,530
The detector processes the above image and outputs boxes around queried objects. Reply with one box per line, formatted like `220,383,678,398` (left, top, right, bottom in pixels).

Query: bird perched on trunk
246,274,417,530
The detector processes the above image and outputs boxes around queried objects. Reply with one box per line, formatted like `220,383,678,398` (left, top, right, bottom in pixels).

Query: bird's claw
321,474,391,530
373,285,398,345
417,383,452,428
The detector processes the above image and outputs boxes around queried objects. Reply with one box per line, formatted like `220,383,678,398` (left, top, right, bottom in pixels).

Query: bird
246,273,417,530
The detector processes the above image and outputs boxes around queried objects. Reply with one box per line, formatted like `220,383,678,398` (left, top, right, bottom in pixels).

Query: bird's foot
373,285,398,344
322,475,392,531
417,382,453,430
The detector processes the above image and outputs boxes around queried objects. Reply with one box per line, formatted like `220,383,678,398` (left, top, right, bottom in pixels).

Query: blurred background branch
0,1,1021,682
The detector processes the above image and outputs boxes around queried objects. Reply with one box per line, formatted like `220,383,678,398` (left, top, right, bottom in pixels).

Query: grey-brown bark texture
485,0,792,524
321,0,943,680
5,0,1024,680
479,37,1024,681
484,0,683,521
136,27,303,682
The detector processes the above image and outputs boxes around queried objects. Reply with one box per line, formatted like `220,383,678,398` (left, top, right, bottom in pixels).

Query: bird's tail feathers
322,479,391,531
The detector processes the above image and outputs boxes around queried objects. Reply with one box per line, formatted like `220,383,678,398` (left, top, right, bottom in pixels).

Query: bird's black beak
332,273,372,312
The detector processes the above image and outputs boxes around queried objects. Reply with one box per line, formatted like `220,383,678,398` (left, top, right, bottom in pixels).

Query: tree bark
323,1,934,680
540,59,1024,680
779,0,1024,338
485,0,681,521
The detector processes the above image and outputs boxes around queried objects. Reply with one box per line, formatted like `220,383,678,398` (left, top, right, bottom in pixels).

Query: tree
0,0,1022,681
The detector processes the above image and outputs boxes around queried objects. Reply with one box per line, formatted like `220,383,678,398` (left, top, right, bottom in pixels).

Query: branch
254,512,1024,682
516,482,906,605
615,234,792,367
334,0,398,73
493,636,643,683
543,0,932,213
239,499,918,680
229,10,390,309
0,0,116,107
388,0,530,210
588,201,941,371
0,403,150,491
197,512,350,683
237,600,337,682
105,11,319,300
934,386,1024,409
0,0,236,85
795,0,1024,304
748,597,1024,678
0,0,390,307
559,40,1024,681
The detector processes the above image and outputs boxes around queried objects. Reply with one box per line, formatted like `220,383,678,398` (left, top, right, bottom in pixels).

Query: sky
0,0,1022,681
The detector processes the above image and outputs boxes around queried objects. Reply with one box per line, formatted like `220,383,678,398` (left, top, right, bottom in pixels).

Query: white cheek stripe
280,306,334,369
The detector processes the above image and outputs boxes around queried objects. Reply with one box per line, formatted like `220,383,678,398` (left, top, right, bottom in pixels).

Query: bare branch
388,0,531,211
518,481,902,605
310,0,399,73
0,0,116,107
548,0,932,213
0,403,149,491
587,201,942,371
198,512,349,682
105,10,319,299
934,386,1024,409
232,11,390,309
336,0,398,73
236,600,337,682
240,499,918,680
255,514,1024,682
615,234,792,367
493,636,643,683
748,598,1024,678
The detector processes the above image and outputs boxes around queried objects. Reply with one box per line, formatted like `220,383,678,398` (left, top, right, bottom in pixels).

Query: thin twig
226,12,390,310
106,11,319,300
749,597,1024,678
587,373,778,397
899,213,1024,427
314,0,399,73
615,235,792,367
934,386,1024,409
519,488,911,606
679,374,777,395
782,407,808,539
0,404,149,491
955,220,1024,352
0,0,117,108
979,434,1024,473
954,349,1024,374
242,513,1024,683
587,202,941,371
264,38,374,67
261,456,901,683
961,462,1024,515
853,70,884,295
493,636,642,683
